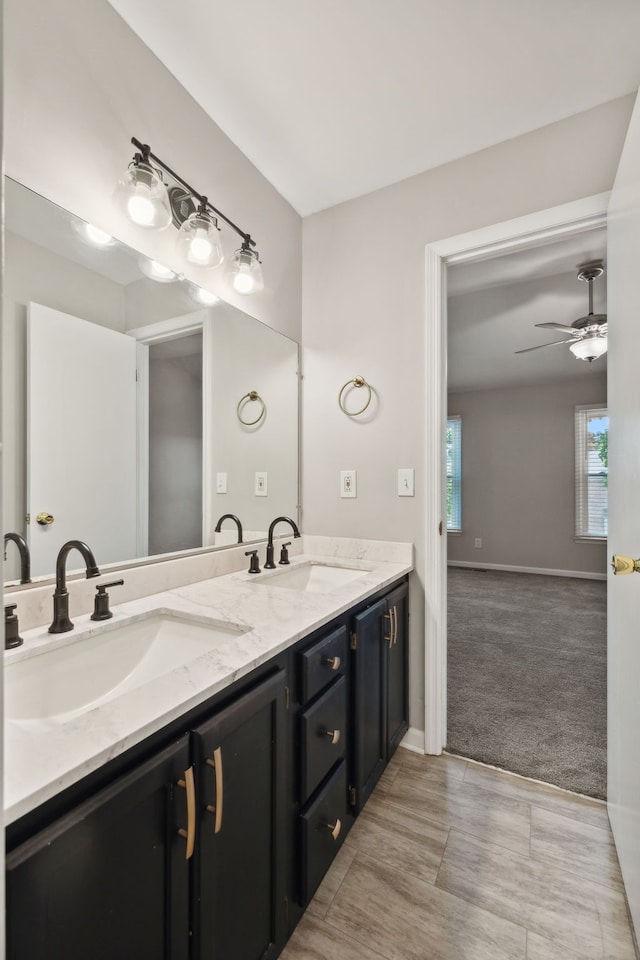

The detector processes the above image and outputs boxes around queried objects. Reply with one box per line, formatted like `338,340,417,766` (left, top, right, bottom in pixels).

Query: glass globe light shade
188,283,220,306
138,256,177,283
114,160,172,229
569,335,607,362
76,222,115,246
229,244,264,295
177,210,224,269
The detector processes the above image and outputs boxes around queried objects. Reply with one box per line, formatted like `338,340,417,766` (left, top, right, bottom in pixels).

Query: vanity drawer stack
296,624,350,904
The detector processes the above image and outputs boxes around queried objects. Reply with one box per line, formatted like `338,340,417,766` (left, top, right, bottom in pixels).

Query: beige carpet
446,567,607,799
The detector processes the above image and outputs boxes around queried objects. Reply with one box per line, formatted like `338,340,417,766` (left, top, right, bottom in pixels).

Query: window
575,405,608,539
446,416,462,532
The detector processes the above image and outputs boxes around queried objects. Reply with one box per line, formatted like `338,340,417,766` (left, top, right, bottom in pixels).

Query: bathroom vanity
4,540,411,960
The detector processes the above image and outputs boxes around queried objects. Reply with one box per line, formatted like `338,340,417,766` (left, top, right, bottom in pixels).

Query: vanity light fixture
117,138,263,293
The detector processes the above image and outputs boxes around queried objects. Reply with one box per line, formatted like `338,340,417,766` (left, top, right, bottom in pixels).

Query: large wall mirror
3,178,299,585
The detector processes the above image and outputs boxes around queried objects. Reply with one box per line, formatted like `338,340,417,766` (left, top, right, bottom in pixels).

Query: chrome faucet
213,514,244,543
264,516,300,569
49,540,101,634
4,532,32,584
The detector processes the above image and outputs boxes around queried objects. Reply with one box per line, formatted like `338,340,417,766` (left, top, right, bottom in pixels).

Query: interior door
27,303,138,576
606,90,640,936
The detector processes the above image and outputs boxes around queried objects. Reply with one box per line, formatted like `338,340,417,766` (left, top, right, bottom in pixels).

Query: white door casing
606,90,640,937
423,192,611,755
27,303,138,577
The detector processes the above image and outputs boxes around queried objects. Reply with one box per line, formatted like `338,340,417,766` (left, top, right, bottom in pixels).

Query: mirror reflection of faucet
49,540,101,634
4,532,31,584
213,514,244,544
264,517,301,569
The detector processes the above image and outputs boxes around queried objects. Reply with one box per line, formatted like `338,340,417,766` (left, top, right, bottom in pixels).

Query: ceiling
447,230,608,393
105,0,640,215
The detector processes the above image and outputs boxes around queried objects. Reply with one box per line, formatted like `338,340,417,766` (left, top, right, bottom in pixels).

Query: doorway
444,237,608,796
422,192,611,758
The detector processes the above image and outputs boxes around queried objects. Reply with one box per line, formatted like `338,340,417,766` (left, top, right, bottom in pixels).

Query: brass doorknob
36,512,54,525
611,555,640,575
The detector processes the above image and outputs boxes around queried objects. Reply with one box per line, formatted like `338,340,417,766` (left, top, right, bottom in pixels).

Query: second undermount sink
5,612,247,724
252,561,371,593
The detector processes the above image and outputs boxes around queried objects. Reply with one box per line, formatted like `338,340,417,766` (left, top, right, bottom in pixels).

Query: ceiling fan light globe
569,336,607,362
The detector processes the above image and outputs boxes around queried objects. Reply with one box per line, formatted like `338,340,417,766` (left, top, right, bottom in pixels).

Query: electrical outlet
340,470,357,498
216,472,227,494
474,538,482,548
255,472,268,497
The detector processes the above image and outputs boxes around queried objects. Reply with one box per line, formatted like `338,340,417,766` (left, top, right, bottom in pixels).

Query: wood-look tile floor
281,750,637,960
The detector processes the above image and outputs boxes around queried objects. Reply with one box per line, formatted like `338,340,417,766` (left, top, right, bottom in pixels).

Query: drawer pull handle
325,818,342,841
322,728,341,745
322,655,341,670
177,766,196,860
205,746,224,834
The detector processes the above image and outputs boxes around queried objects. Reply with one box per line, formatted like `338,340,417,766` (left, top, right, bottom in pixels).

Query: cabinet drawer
299,761,348,905
299,675,347,800
299,625,347,703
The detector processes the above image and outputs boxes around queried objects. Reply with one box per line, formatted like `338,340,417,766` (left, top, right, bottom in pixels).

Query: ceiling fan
515,260,607,363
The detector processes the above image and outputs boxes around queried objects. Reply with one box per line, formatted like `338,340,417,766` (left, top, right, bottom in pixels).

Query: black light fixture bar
131,137,256,248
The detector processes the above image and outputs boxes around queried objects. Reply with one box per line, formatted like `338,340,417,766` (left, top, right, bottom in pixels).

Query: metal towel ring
338,376,372,417
237,390,266,426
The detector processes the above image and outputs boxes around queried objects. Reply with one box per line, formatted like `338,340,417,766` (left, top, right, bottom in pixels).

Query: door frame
423,192,610,754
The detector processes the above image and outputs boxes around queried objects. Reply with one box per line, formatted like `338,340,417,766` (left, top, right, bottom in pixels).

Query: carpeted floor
446,567,607,799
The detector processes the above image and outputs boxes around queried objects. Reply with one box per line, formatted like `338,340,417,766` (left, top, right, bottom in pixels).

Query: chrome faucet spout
264,516,301,569
4,532,32,584
213,514,244,543
49,540,101,634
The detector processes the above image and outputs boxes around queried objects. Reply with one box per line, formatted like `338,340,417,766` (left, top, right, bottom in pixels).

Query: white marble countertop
4,538,412,826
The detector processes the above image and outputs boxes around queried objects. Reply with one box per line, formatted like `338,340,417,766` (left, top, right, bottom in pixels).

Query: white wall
4,0,302,343
302,96,634,732
447,378,607,574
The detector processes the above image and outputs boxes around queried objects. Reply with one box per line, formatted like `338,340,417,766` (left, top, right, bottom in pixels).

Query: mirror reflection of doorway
445,231,608,799
148,332,203,556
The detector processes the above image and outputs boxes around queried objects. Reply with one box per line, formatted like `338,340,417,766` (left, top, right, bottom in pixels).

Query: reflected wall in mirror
3,178,299,584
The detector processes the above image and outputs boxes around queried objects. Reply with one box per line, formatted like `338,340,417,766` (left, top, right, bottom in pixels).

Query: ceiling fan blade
515,338,579,355
535,322,575,332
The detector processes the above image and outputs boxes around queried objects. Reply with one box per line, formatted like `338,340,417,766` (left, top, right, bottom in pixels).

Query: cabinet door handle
205,746,224,834
321,655,341,670
325,818,342,841
384,610,393,645
392,605,398,646
322,728,341,745
177,766,196,860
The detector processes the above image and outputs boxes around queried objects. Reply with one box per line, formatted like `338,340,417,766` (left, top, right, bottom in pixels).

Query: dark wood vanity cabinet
351,581,409,813
6,736,192,960
5,577,408,960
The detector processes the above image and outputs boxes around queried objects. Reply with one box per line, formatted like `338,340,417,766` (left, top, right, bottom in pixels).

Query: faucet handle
278,542,291,565
245,550,261,574
91,579,124,621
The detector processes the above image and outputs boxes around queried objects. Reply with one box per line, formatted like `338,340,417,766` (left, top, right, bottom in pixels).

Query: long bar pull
205,747,224,834
392,605,398,646
384,609,393,645
177,766,196,860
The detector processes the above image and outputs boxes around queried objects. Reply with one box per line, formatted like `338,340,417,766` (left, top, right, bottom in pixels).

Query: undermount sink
252,561,371,593
5,612,246,724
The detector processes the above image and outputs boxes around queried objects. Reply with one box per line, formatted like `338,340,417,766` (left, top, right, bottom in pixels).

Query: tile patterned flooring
281,750,637,960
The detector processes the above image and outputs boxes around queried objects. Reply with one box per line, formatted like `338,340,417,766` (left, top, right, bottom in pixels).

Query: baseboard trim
447,560,606,581
400,727,426,754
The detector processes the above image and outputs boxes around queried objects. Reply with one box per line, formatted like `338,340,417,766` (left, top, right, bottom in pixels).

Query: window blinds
446,416,462,532
575,405,608,538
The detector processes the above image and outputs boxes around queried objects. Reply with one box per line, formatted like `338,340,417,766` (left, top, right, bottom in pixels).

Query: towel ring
338,376,372,417
237,390,266,426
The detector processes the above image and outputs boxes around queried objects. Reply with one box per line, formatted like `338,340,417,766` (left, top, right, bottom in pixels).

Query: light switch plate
255,472,268,496
216,472,228,494
340,470,357,498
397,468,415,497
